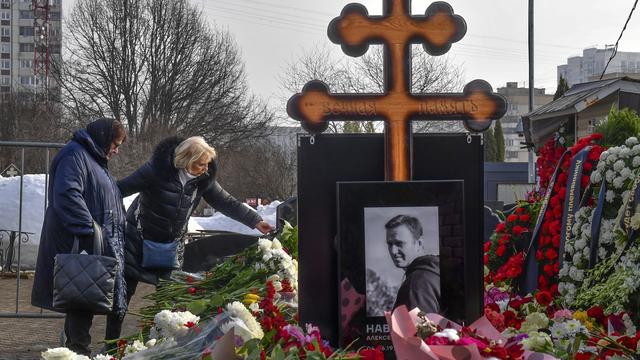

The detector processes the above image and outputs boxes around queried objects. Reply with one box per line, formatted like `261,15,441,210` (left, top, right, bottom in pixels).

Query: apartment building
558,47,640,87
497,82,554,162
0,0,61,97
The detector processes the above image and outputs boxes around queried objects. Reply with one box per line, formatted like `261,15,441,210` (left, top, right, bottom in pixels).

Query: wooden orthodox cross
287,0,507,181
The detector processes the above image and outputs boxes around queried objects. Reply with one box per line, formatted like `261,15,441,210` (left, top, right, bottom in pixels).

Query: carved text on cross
287,0,507,181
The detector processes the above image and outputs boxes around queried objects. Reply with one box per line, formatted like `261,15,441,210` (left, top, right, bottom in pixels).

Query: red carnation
545,248,558,260
507,214,518,223
535,290,553,306
519,214,530,223
512,225,525,236
583,161,593,171
484,241,492,252
587,306,605,323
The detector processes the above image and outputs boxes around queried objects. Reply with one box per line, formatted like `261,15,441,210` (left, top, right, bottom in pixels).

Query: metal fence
0,140,64,318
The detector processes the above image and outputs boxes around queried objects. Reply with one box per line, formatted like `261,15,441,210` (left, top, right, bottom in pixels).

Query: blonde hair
173,136,217,169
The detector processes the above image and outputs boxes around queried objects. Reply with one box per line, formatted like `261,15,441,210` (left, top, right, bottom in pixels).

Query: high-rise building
558,47,640,87
497,82,554,162
0,0,61,99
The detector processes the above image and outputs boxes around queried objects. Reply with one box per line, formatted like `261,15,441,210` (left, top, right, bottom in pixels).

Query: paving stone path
0,276,154,360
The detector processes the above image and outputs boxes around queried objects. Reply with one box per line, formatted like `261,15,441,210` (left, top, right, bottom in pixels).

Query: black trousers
64,311,94,355
65,299,136,355
105,276,139,344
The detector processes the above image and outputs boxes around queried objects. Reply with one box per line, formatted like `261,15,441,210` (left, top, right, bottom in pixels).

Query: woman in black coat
105,136,272,341
31,118,128,355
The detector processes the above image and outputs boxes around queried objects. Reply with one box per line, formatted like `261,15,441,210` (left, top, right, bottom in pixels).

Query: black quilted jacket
117,136,261,284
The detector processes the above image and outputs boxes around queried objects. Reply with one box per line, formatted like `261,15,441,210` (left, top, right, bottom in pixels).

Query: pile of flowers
44,223,383,360
482,286,640,359
416,311,525,359
484,203,537,288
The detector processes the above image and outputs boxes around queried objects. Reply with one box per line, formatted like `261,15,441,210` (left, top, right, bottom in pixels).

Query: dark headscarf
86,118,115,155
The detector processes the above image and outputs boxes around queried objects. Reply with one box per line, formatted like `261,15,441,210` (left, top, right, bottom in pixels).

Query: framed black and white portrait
364,206,440,317
336,180,470,356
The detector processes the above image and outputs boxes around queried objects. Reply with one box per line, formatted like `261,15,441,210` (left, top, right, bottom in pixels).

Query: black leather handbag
52,222,119,314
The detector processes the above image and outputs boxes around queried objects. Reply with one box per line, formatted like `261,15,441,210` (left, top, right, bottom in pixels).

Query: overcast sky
63,0,640,111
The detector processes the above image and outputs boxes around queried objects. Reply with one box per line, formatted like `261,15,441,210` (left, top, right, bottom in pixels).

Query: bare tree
0,91,65,173
279,44,466,133
58,0,273,147
216,138,297,201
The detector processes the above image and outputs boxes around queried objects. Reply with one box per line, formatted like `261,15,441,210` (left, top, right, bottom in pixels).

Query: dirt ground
0,275,154,360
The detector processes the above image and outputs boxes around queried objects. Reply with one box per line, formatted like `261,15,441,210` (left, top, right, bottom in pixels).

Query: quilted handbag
52,222,119,314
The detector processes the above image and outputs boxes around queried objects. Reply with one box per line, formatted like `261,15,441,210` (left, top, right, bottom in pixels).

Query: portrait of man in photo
385,214,440,313
364,207,440,316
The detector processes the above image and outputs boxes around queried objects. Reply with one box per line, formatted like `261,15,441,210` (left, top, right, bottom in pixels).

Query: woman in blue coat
31,118,128,356
105,136,272,342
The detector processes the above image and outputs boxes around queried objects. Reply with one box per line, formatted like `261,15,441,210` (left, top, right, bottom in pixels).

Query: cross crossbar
287,0,507,181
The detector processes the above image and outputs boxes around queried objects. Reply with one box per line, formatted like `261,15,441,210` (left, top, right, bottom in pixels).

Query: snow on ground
0,174,279,268
0,175,47,242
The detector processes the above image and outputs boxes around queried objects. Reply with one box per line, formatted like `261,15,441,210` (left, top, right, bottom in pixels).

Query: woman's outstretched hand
255,220,273,235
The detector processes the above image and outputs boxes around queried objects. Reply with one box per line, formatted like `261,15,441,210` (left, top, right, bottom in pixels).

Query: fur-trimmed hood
149,136,217,184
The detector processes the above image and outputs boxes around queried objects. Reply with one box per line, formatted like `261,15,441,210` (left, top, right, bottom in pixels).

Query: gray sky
63,0,640,110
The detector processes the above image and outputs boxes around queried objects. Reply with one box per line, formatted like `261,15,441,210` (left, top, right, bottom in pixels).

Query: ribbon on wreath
619,175,640,242
558,146,592,268
520,150,570,295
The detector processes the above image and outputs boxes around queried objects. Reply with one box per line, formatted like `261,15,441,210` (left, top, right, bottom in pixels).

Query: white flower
272,238,283,250
626,137,638,146
570,268,584,281
249,302,261,312
565,243,574,255
630,212,640,230
606,170,615,182
600,151,609,161
620,167,632,179
614,160,626,172
92,355,112,360
611,147,622,155
620,147,632,158
573,253,583,265
564,319,584,335
125,340,147,354
606,190,616,203
559,137,566,145
145,338,157,348
613,177,625,189
257,238,272,252
225,301,264,340
434,328,459,342
591,171,603,184
151,310,200,340
550,322,568,339
521,331,552,351
41,348,77,360
558,265,569,277
574,239,587,250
